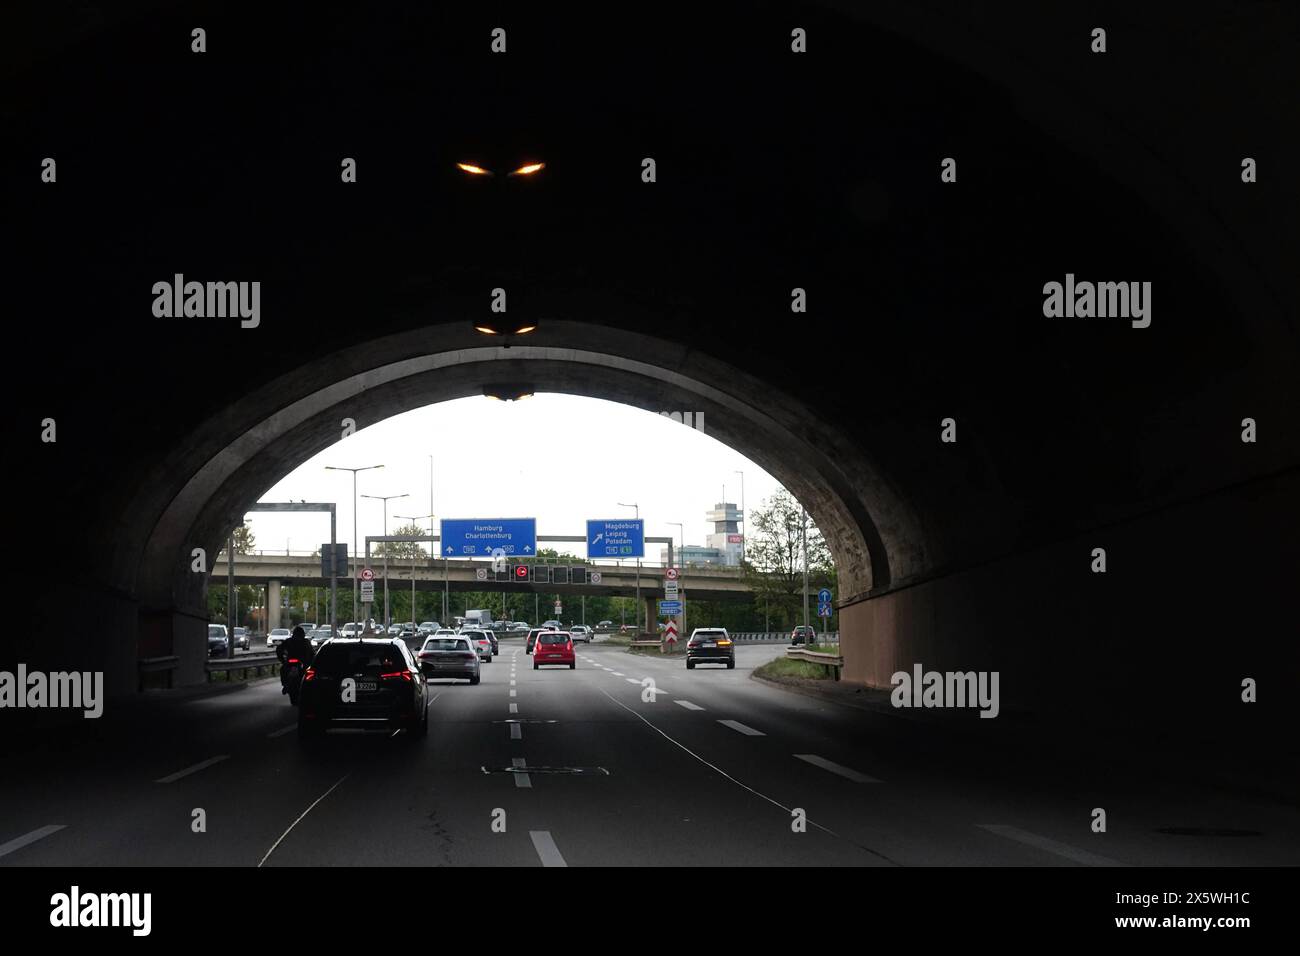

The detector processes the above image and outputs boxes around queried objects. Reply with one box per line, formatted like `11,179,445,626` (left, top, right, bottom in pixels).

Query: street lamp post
325,464,384,630
362,492,409,629
396,512,436,634
801,507,810,631
734,470,745,566
617,502,640,632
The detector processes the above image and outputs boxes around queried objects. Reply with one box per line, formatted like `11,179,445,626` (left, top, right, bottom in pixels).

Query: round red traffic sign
665,567,679,581
359,567,376,581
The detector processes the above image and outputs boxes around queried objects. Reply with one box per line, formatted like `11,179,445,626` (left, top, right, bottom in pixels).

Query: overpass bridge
212,552,754,629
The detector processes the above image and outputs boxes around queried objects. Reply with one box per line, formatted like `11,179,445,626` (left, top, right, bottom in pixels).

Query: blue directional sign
658,600,683,615
586,519,645,559
440,518,537,557
817,588,832,604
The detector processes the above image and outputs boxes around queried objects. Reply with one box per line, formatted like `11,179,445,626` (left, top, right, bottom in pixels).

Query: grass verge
754,656,834,681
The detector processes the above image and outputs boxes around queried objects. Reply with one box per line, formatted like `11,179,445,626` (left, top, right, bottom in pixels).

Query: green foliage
740,489,837,630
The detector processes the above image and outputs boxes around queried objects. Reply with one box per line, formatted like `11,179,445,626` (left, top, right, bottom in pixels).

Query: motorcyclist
278,625,314,693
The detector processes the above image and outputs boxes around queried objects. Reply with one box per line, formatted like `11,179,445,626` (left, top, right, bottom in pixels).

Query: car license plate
703,642,716,648
357,681,377,692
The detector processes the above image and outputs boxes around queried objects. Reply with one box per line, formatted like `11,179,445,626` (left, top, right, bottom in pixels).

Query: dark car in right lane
686,628,734,669
790,625,817,646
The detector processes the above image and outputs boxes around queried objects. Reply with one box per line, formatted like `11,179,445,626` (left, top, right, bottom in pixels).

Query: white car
267,627,292,648
340,622,361,638
569,625,592,643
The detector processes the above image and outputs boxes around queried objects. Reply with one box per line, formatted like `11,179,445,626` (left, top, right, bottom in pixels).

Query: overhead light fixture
456,162,493,176
473,321,539,337
508,162,545,177
483,385,535,402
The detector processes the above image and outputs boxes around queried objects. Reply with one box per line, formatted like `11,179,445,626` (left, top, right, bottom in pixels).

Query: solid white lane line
510,724,523,740
718,720,765,737
794,754,880,783
976,825,1125,866
510,703,518,713
155,755,230,784
674,700,705,711
513,757,531,789
258,775,349,867
0,825,66,860
267,724,297,738
595,688,892,861
530,830,567,867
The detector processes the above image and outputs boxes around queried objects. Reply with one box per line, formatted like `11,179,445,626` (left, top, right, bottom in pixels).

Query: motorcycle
282,658,305,706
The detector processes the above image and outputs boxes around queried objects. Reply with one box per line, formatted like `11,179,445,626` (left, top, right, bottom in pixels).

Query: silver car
569,625,592,643
417,635,481,684
462,629,494,663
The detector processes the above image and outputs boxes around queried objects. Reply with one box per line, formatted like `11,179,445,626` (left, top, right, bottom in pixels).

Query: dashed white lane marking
510,680,517,686
258,775,349,867
512,756,532,789
0,825,66,860
510,724,522,740
509,689,517,697
595,688,894,863
155,755,230,784
674,700,705,711
794,754,880,783
612,672,625,677
510,703,518,713
718,720,765,736
976,824,1126,866
530,830,567,867
268,724,297,738
625,678,641,684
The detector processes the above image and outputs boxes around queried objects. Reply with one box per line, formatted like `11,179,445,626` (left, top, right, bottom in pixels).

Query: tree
373,523,429,561
232,521,256,554
741,490,834,629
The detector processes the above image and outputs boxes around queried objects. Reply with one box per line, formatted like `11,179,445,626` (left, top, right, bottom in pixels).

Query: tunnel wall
840,467,1299,732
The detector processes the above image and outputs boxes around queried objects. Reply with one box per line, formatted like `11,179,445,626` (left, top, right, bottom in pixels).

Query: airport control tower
704,501,743,566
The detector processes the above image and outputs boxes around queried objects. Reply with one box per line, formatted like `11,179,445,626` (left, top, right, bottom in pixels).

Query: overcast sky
247,394,783,561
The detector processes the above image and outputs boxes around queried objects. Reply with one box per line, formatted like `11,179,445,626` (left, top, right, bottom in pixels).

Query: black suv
297,638,429,740
686,629,735,669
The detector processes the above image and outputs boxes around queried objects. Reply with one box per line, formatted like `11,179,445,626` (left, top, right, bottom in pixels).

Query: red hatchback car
533,631,576,669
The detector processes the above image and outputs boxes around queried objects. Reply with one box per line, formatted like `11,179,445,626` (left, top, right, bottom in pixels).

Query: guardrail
205,653,281,682
729,631,839,643
138,655,180,691
785,648,845,680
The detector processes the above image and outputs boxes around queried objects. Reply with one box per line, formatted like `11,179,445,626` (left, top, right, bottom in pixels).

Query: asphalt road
2,637,1296,866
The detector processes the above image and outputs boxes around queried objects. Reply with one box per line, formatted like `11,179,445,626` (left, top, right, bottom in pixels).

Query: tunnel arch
126,319,930,633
